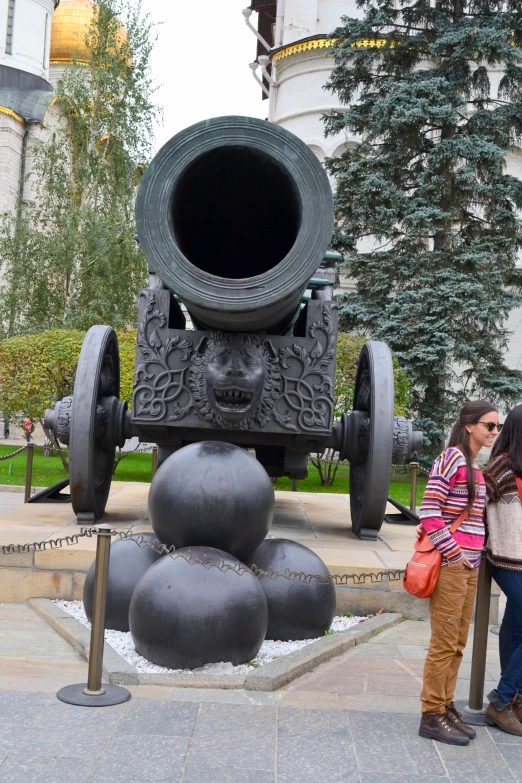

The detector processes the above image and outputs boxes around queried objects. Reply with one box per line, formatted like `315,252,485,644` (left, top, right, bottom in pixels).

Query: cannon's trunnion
45,116,422,540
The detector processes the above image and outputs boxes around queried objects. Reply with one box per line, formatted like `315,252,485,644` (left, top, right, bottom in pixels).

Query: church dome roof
50,0,94,64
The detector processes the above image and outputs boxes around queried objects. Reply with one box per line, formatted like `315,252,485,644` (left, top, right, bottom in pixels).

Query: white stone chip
54,600,366,675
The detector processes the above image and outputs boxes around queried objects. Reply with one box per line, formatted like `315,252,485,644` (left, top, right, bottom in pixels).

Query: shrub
0,328,137,423
335,333,411,418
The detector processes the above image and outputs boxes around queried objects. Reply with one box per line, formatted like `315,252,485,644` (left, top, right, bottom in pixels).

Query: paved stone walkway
0,494,24,515
0,603,521,782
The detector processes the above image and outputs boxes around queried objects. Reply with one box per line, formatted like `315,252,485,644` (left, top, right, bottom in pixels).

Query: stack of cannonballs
84,442,336,669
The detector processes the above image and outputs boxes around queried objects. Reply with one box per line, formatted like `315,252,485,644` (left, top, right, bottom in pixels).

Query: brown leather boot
419,711,470,745
445,702,476,739
512,695,522,722
485,702,522,735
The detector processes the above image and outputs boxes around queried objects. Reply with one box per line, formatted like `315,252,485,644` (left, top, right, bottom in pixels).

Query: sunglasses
476,421,503,433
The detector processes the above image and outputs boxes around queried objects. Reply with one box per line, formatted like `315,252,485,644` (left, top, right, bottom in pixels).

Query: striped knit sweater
484,454,522,571
419,447,486,568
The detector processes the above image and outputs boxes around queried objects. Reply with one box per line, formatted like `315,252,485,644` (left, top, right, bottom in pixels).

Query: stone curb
138,672,247,689
28,598,139,686
244,613,403,692
0,484,46,493
29,598,402,692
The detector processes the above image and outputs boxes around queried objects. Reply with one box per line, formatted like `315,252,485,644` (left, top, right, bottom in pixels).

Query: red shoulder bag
403,509,467,599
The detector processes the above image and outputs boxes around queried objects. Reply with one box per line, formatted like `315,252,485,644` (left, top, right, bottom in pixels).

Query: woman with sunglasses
418,400,498,746
483,404,522,735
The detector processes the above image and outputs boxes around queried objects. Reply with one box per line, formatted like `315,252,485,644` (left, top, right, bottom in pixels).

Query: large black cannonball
148,441,274,559
129,546,268,669
244,539,336,641
83,533,163,632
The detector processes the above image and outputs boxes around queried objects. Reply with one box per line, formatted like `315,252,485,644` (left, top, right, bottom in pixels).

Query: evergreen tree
0,0,160,335
324,0,522,451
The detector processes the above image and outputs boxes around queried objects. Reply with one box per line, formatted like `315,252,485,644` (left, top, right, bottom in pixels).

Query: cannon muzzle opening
173,146,300,280
135,116,334,333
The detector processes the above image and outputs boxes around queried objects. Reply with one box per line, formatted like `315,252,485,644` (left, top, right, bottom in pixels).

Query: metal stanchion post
409,462,418,512
57,525,131,707
454,549,492,725
292,478,297,492
24,442,34,502
151,446,158,479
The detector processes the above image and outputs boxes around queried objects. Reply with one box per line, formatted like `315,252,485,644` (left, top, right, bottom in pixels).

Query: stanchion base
453,700,489,726
57,683,131,707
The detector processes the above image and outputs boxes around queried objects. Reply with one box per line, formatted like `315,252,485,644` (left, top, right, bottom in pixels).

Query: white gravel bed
54,600,366,676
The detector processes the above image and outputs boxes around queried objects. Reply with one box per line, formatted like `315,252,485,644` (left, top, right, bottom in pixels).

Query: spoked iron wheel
69,326,124,522
349,342,394,540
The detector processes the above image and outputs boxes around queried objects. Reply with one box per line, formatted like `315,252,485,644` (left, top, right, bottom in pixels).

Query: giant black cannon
45,116,421,540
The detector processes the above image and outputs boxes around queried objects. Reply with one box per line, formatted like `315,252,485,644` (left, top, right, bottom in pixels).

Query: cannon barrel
135,116,334,333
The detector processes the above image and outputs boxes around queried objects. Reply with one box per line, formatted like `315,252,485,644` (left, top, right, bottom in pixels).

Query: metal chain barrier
0,444,28,461
120,530,406,585
0,527,96,555
0,526,406,584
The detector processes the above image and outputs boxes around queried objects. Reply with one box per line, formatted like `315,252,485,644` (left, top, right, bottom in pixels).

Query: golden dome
50,0,94,64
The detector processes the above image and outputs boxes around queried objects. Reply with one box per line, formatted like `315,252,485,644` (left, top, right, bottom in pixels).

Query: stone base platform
0,482,499,620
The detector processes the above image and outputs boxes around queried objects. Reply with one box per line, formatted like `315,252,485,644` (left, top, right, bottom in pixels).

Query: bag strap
449,508,467,535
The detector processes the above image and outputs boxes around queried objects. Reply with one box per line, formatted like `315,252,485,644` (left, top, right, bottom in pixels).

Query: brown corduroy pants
420,563,478,714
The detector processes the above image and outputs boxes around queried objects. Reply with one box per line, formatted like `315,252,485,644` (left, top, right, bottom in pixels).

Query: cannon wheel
350,342,394,540
70,326,120,522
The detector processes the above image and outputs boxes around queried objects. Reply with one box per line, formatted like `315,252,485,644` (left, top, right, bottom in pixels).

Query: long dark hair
490,404,522,478
448,400,497,507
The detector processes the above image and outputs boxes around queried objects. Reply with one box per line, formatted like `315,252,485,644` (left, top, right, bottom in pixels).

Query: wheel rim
69,326,120,520
349,342,394,539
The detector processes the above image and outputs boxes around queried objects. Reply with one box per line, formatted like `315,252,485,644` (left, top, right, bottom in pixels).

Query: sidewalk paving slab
0,605,521,783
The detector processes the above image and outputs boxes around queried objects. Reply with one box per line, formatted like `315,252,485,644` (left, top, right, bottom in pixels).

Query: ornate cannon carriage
45,116,421,540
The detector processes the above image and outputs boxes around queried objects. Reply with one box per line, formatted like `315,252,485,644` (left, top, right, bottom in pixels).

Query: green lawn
0,445,427,506
271,463,428,506
0,446,156,488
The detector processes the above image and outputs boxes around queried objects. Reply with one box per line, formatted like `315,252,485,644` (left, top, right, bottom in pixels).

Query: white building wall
279,0,318,44
317,0,361,33
278,0,360,45
0,111,24,215
48,60,65,88
272,50,352,158
0,0,54,79
22,99,62,203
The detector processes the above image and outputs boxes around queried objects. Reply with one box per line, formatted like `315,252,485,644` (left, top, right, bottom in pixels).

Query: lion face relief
188,333,280,430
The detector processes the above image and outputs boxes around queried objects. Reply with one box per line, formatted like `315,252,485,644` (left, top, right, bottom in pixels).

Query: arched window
332,142,358,158
308,144,325,163
43,13,49,66
5,0,16,55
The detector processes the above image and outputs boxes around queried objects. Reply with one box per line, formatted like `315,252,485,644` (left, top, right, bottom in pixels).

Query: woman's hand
415,523,424,541
448,555,473,569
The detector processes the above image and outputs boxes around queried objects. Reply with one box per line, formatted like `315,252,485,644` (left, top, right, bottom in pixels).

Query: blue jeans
490,567,522,707
500,602,511,674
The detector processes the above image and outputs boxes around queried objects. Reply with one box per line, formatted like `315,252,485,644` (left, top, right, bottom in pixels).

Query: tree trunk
310,450,340,487
330,462,340,486
42,424,69,471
